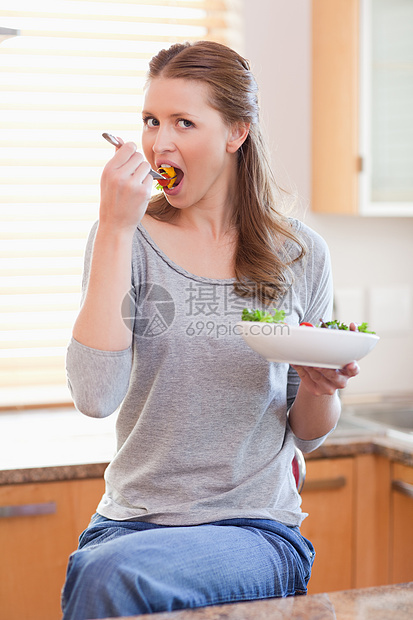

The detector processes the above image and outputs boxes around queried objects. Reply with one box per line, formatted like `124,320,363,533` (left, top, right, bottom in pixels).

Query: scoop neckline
137,223,237,285
136,218,301,285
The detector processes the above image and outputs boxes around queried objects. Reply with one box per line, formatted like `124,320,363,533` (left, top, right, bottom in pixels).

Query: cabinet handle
0,501,57,518
392,480,413,499
303,476,347,492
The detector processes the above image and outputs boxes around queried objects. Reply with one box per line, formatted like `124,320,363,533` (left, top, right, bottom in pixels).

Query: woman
62,41,359,619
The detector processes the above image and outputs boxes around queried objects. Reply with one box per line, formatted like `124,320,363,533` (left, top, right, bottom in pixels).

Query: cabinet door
390,462,413,584
359,0,413,216
300,457,354,593
312,0,413,216
0,478,104,620
312,0,360,214
353,454,390,588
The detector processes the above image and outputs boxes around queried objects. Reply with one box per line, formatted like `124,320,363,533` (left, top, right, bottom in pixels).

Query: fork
102,133,165,180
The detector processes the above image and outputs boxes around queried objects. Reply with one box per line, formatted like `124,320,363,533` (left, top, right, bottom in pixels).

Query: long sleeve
66,339,132,417
66,223,134,417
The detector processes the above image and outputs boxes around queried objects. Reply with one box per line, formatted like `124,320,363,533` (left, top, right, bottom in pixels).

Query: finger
115,136,124,151
291,365,332,393
292,365,347,394
128,163,153,201
340,361,360,377
294,365,331,383
131,160,151,183
291,365,321,394
313,367,352,390
113,150,147,179
111,141,138,168
141,171,154,198
296,363,354,384
309,372,344,393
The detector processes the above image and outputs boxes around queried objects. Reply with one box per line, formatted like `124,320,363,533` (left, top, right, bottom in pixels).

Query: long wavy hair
145,41,306,304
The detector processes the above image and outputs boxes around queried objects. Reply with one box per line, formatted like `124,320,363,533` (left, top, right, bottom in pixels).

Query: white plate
237,322,380,369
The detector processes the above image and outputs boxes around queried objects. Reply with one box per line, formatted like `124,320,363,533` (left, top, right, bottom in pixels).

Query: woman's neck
172,203,236,242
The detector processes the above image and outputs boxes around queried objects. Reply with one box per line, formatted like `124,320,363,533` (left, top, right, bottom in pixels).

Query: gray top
66,219,334,526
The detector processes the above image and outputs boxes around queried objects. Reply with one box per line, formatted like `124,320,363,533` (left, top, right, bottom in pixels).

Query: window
359,0,413,215
0,0,244,407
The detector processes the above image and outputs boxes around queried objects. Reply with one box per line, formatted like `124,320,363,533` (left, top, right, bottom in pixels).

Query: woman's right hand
99,140,153,233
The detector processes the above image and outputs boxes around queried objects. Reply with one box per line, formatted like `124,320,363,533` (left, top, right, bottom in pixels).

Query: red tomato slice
157,177,171,187
300,322,314,327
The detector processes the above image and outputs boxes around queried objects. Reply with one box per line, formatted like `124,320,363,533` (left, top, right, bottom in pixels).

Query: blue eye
177,119,193,129
143,117,159,127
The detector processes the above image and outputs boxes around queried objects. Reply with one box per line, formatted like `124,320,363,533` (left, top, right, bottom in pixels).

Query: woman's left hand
291,361,360,396
291,321,360,396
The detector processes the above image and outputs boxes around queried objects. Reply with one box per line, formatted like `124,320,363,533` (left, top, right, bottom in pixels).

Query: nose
152,124,175,155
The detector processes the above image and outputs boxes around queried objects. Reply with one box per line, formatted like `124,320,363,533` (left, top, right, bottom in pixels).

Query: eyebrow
141,110,200,119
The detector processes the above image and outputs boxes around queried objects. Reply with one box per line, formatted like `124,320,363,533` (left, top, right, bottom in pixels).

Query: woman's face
141,77,240,210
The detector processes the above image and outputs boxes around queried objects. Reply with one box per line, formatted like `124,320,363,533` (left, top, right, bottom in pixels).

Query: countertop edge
1,433,412,486
107,582,413,619
0,462,108,486
305,434,413,466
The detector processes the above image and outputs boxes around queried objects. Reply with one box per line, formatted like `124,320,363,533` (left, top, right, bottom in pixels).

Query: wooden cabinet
0,477,104,620
312,0,360,215
1,456,411,616
300,457,355,593
353,454,390,588
312,0,413,215
300,454,393,594
390,462,413,584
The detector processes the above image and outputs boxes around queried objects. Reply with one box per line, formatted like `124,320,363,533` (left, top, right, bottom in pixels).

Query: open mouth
170,167,184,188
157,165,184,190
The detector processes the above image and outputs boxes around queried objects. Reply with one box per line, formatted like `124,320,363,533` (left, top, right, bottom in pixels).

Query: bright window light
0,0,243,404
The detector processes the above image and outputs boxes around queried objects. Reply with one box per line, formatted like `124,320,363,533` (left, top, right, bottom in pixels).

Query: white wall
243,0,413,398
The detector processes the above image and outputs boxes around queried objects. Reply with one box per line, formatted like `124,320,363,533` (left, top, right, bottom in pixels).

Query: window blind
0,0,244,407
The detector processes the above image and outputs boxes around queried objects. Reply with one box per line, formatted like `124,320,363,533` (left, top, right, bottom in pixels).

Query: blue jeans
61,514,315,619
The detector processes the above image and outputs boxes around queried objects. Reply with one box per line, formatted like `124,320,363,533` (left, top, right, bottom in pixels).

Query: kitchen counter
106,582,413,620
0,406,115,485
0,405,412,486
306,431,413,466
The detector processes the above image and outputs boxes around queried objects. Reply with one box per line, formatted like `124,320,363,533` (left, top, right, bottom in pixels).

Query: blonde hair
146,41,306,304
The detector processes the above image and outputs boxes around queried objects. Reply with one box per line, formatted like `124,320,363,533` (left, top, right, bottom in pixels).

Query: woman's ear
226,122,250,153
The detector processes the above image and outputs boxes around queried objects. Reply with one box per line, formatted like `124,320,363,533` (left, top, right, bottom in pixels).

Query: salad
317,319,375,334
241,308,375,334
156,165,177,190
241,308,286,323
